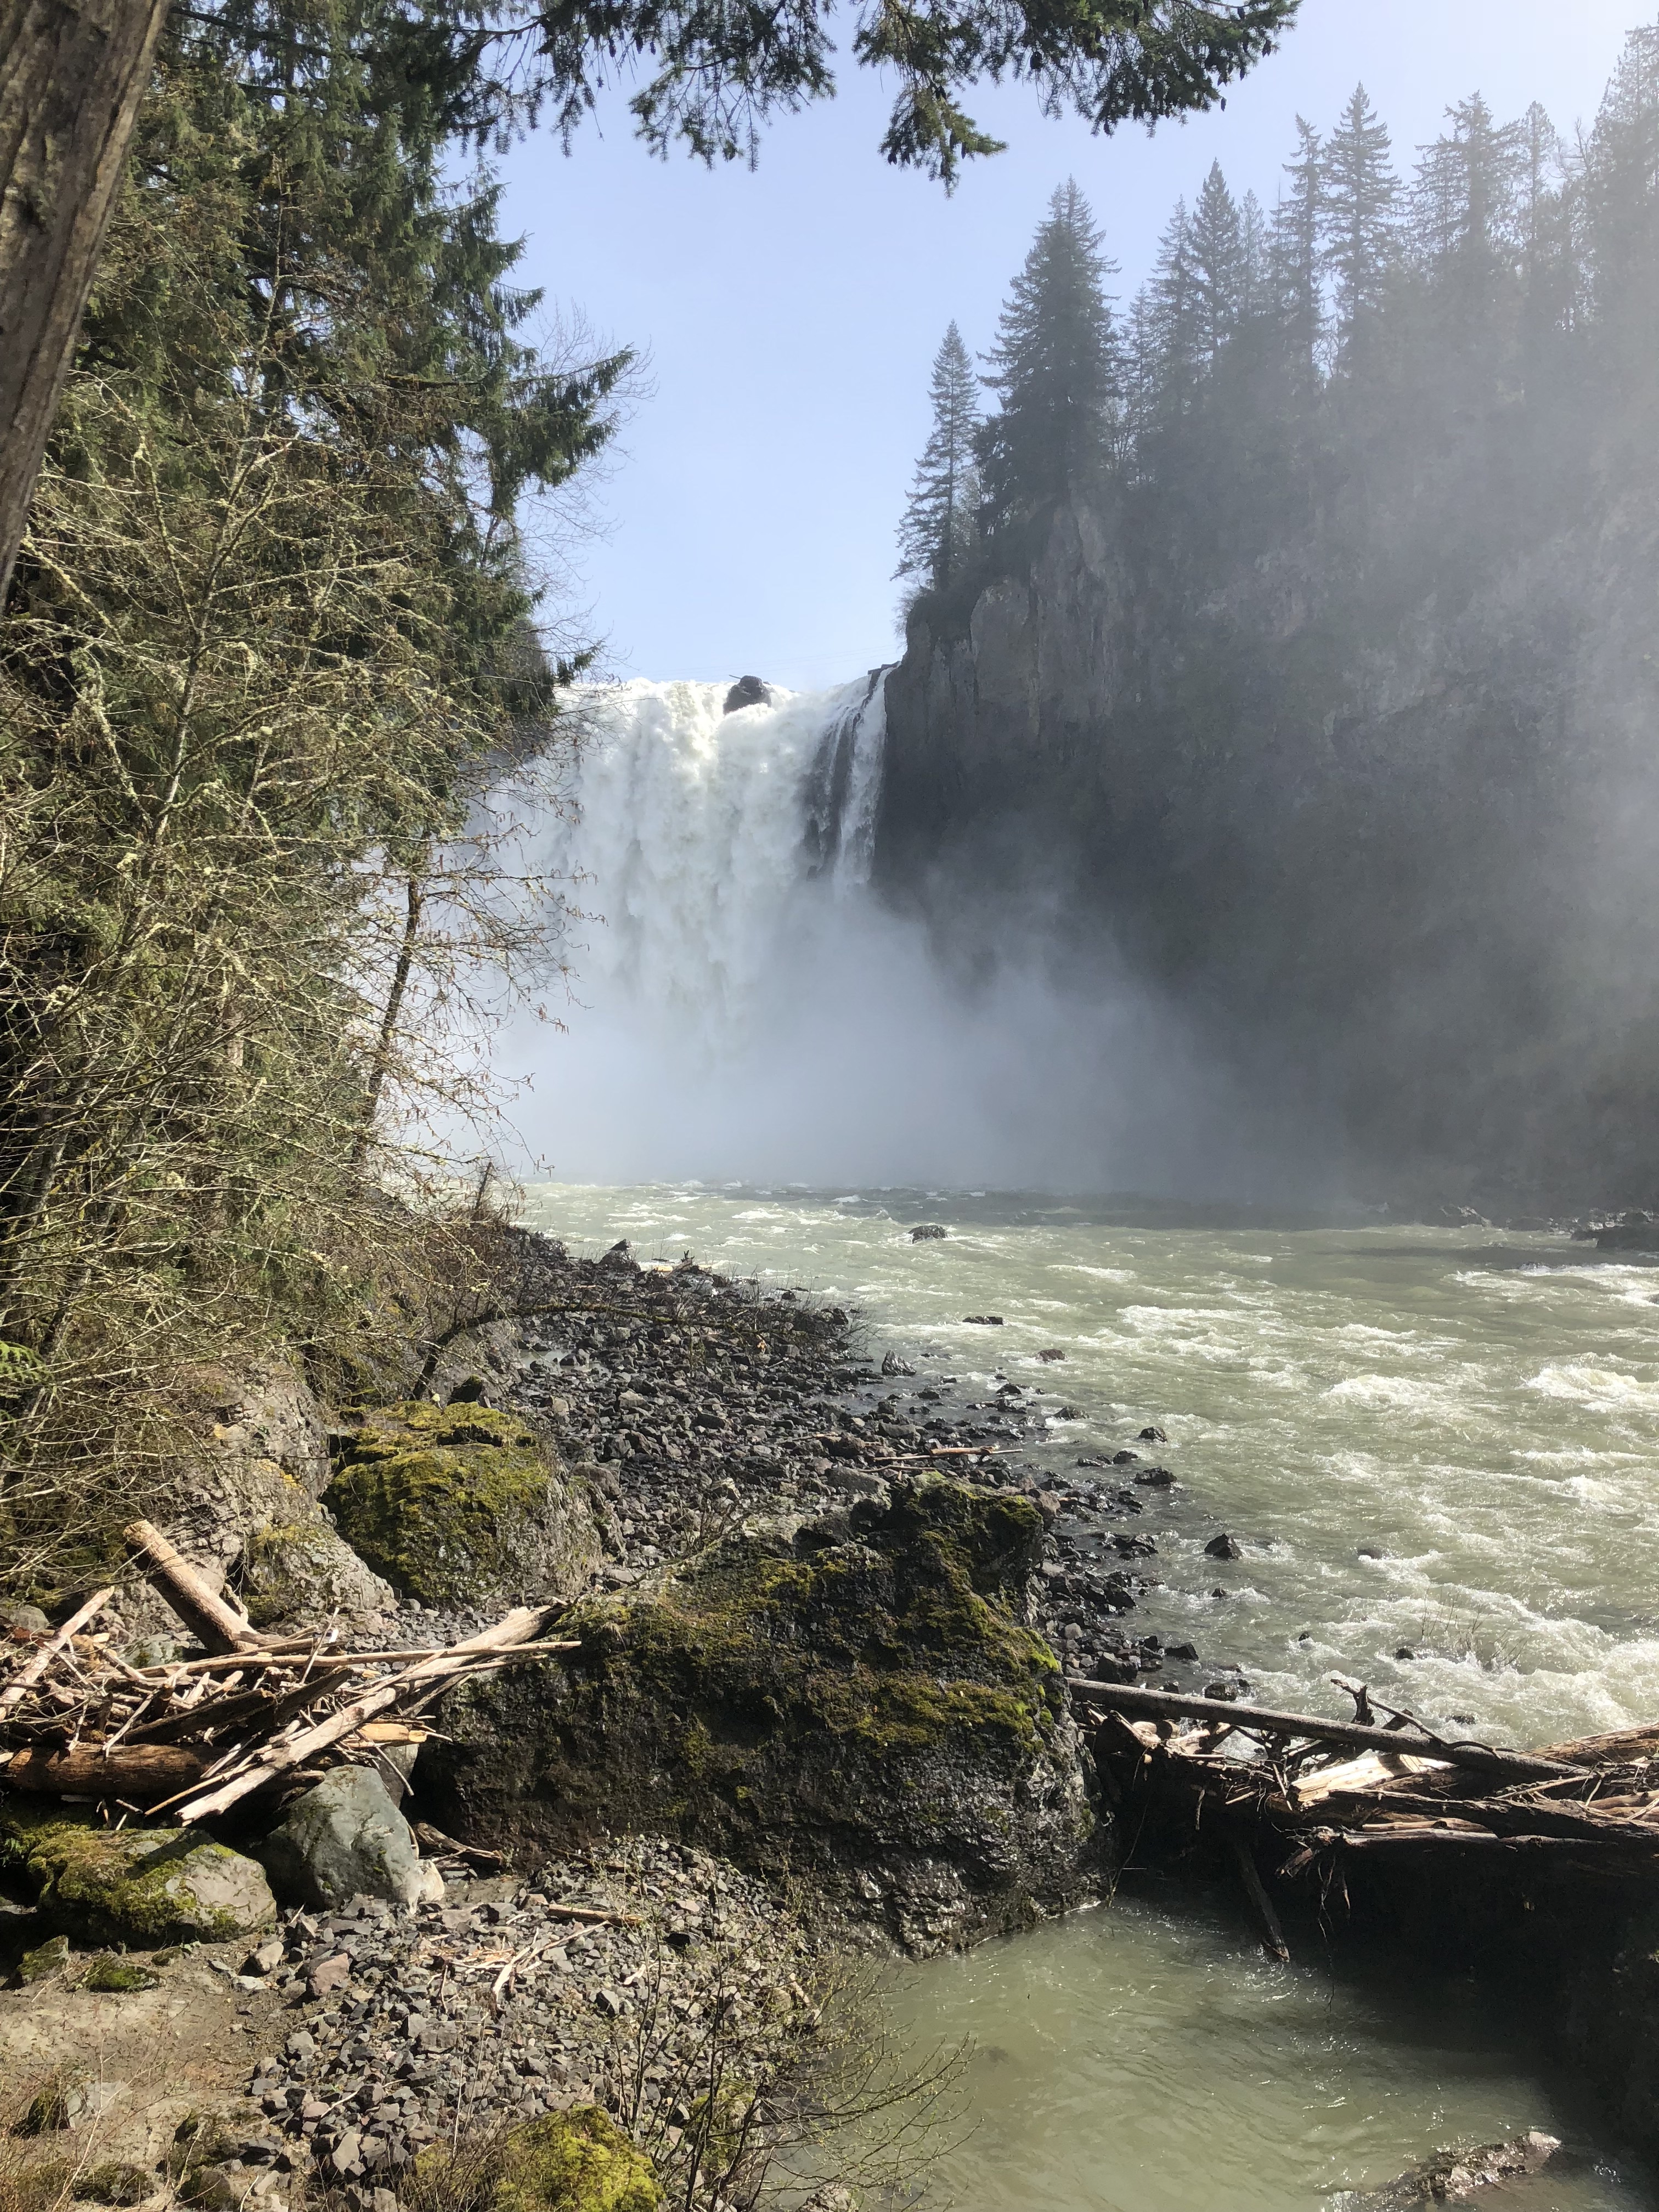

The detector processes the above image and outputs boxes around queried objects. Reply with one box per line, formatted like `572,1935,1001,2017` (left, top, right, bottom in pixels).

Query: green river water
520,1182,1659,2210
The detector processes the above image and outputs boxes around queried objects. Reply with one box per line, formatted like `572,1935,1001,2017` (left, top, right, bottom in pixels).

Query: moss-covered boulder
417,1478,1096,1950
324,1401,598,1609
1,1809,276,1946
424,2109,660,2212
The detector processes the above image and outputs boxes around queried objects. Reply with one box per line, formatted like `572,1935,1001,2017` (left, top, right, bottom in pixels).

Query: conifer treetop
510,0,1301,184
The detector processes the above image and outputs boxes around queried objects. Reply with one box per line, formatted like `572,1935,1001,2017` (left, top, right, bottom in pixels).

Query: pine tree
1413,95,1525,291
1581,24,1659,366
1146,199,1199,413
1322,83,1400,355
895,323,982,592
978,179,1119,529
1272,117,1325,391
1188,162,1244,368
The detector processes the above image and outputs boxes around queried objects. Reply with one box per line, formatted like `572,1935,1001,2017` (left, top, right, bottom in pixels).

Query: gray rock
0,1601,50,1635
258,1768,443,1911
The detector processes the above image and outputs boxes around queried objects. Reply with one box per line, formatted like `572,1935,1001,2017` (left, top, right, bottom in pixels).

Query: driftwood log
123,1519,263,1654
3,1743,208,1797
170,1608,573,1822
1067,1678,1584,1784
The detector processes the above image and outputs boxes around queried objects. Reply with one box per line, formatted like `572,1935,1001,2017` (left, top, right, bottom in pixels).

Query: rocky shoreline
0,1229,1158,2208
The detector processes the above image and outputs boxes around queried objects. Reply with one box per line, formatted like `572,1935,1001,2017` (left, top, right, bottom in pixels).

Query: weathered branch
124,1517,264,1654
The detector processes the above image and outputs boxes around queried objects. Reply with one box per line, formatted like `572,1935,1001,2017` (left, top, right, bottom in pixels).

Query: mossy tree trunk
0,0,171,607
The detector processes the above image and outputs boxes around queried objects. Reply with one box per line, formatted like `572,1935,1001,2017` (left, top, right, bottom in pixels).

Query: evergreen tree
1413,95,1525,291
1146,199,1200,413
978,180,1119,529
1581,25,1659,373
1322,84,1400,354
1272,117,1325,390
895,323,981,592
1188,161,1245,366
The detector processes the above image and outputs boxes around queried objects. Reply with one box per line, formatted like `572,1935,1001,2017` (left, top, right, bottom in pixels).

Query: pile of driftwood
0,1520,573,1825
1070,1676,1659,1961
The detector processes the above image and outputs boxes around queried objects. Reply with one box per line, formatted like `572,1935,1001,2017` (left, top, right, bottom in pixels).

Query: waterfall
491,665,1256,1192
544,672,890,1042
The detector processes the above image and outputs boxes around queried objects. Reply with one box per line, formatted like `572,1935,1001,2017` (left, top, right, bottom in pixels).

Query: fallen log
1068,1678,1583,1785
123,1520,262,1654
1,1742,207,1798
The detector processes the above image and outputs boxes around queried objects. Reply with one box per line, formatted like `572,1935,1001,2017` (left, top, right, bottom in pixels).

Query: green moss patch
326,1401,584,1607
81,1955,159,1993
487,2108,660,2212
1,1810,275,1946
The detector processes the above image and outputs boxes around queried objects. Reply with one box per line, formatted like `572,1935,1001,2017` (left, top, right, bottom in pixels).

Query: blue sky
502,1,1651,691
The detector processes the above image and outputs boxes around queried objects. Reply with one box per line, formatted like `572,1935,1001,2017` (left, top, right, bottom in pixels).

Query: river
517,1180,1659,2210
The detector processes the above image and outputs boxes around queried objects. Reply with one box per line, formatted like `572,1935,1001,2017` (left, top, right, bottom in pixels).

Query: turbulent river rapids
505,679,1659,2209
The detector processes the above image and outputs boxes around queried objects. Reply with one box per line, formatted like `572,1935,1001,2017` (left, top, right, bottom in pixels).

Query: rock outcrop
877,466,1659,1206
416,1477,1096,1950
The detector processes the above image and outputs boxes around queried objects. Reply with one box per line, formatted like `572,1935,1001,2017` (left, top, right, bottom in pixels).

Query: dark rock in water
1578,1211,1659,1251
881,1351,917,1377
1394,1645,1417,1661
416,1477,1094,1951
1335,2130,1560,2207
1203,1679,1243,1702
1204,1533,1243,1561
1111,1449,1139,1464
1357,1544,1387,1560
1138,1425,1167,1443
910,1223,948,1241
1165,1642,1200,1662
1036,1347,1066,1361
723,674,772,714
601,1237,631,1262
1135,1466,1176,1487
964,1314,1005,1326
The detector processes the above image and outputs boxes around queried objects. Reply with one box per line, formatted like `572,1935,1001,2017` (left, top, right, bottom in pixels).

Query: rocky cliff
877,454,1659,1207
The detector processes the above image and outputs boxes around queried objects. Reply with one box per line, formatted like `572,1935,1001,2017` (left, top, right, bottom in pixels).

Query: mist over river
518,1182,1659,2209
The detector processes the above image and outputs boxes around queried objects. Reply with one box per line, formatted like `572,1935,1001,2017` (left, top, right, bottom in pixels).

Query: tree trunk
0,0,171,608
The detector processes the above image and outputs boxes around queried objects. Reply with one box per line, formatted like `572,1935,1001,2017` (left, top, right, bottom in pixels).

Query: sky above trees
500,0,1650,689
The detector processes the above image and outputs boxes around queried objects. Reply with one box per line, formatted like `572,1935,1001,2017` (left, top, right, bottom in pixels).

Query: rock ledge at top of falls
413,1475,1097,1953
721,674,772,714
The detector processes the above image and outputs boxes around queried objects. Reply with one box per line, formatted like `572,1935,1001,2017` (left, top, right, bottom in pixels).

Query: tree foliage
895,323,981,594
508,0,1301,185
0,0,629,1580
977,178,1119,531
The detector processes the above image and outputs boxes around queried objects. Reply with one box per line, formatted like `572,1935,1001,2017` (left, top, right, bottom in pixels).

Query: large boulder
257,1765,442,1910
324,1401,598,1610
1,1810,275,1945
417,1478,1096,1950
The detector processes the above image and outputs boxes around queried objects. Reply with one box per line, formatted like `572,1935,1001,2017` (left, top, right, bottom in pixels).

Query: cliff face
876,462,1659,1207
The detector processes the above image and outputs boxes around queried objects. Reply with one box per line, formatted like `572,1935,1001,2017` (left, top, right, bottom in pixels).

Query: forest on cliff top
885,29,1659,1209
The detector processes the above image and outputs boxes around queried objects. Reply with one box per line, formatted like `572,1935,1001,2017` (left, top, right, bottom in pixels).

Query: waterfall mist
490,677,1299,1195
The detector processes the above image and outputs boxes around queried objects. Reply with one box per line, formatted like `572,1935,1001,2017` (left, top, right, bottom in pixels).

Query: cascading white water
490,668,1285,1191
544,673,888,1045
